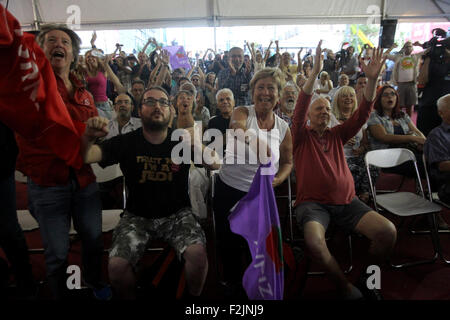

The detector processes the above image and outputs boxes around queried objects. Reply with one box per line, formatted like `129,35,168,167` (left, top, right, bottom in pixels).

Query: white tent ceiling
3,0,450,31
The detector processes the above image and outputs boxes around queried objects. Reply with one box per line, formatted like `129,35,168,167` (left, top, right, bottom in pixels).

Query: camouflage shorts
109,207,206,266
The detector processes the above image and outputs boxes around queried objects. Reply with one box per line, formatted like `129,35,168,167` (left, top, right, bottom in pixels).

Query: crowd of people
1,6,450,301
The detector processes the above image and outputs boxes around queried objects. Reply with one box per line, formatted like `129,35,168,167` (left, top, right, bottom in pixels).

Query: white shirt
105,117,142,140
219,105,288,192
397,56,415,83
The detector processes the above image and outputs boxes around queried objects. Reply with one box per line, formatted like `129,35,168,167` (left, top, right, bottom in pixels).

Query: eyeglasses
382,92,396,97
142,97,170,107
115,100,131,105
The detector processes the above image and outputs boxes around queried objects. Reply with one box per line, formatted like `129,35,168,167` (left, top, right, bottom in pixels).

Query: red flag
0,5,84,169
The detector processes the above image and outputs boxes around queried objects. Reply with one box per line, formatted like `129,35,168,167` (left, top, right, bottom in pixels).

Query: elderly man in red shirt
292,41,397,300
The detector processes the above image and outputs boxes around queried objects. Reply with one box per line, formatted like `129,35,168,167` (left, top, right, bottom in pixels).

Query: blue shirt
424,122,450,179
367,111,411,150
217,67,252,106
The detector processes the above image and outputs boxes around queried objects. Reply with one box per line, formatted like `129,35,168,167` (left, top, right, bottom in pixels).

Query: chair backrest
364,148,425,212
365,148,416,168
91,163,123,183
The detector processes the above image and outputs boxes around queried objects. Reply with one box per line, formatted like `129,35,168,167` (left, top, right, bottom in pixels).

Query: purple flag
228,163,284,300
162,45,191,71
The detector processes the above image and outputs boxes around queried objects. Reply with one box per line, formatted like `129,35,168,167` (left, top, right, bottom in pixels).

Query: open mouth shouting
51,49,65,60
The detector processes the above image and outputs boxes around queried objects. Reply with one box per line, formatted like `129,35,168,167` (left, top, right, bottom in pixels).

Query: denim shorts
109,208,206,266
95,101,114,120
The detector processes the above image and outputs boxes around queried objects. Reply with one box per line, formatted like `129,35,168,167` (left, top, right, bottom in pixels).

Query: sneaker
92,285,113,301
83,278,113,301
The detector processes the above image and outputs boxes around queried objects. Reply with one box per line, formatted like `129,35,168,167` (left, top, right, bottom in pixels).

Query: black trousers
0,172,34,289
213,176,251,283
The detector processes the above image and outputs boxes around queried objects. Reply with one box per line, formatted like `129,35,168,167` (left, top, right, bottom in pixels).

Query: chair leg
390,213,441,268
428,214,450,264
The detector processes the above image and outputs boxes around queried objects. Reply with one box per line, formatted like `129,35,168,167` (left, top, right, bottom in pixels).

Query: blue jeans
0,172,34,287
28,178,103,293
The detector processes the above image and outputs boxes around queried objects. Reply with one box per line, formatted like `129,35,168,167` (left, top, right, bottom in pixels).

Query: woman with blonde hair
330,85,373,202
83,49,126,119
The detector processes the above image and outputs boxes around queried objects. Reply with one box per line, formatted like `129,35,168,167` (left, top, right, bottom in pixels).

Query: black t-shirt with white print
99,128,191,219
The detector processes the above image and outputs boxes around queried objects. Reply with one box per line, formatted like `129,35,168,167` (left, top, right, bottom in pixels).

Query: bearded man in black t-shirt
81,86,220,299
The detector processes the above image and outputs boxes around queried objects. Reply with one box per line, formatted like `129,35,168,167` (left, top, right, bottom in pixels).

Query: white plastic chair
365,148,447,267
91,163,125,233
15,172,42,254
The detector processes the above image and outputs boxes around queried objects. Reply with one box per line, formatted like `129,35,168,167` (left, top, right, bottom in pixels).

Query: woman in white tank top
213,68,293,289
219,68,292,192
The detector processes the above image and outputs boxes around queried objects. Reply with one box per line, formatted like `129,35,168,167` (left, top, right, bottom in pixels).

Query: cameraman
338,44,359,86
417,35,450,136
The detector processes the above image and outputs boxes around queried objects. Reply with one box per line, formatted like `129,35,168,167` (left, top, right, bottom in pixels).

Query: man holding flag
0,6,110,300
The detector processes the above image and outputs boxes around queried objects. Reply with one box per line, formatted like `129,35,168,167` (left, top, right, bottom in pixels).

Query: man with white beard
274,83,299,127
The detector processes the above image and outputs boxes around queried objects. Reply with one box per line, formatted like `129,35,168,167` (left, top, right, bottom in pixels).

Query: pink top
86,71,108,102
292,91,374,205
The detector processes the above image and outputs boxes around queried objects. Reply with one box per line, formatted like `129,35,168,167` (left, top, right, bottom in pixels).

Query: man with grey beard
274,83,299,127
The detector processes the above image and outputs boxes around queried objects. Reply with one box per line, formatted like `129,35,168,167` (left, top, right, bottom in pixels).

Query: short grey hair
37,24,81,70
282,82,299,95
216,88,234,102
437,94,450,112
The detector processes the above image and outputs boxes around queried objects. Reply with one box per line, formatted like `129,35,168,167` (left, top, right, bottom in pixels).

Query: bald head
308,97,331,129
437,94,450,112
437,94,450,124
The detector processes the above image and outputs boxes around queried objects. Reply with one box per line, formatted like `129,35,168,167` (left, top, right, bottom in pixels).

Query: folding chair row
364,148,449,267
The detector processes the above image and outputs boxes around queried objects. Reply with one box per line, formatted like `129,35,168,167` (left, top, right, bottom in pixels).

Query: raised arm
263,41,273,63
90,31,97,49
303,41,323,95
154,50,171,87
249,42,256,61
360,47,387,102
81,117,109,163
297,48,304,74
103,55,126,94
141,38,153,56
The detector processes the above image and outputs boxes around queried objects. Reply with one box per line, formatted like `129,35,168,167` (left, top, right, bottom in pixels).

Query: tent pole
31,0,42,30
381,0,387,19
212,0,217,53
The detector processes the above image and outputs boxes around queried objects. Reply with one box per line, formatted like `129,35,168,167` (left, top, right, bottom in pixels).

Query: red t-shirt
16,74,98,188
291,91,374,206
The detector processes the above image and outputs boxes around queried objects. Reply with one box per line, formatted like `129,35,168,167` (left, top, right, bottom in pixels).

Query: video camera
423,28,449,62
